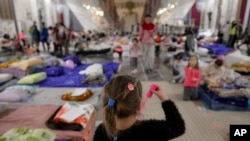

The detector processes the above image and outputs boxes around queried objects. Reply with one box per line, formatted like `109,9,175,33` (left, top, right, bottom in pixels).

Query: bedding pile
0,54,120,88
0,85,38,102
0,105,96,141
200,68,250,110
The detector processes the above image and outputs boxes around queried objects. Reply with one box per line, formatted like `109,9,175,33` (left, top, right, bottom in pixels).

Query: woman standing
139,14,156,73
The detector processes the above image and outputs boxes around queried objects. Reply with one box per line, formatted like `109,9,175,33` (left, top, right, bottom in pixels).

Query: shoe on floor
131,69,138,74
148,69,156,73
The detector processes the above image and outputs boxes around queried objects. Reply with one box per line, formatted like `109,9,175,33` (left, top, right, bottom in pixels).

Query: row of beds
190,44,250,111
0,54,120,141
163,37,250,111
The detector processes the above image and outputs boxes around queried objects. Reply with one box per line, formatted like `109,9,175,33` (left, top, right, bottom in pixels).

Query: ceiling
79,0,196,28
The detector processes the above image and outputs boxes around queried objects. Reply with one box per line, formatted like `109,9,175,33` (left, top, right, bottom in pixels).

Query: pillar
243,0,250,31
44,0,53,26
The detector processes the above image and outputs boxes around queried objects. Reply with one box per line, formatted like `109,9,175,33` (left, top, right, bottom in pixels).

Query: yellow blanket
10,58,44,71
231,61,250,72
0,60,19,69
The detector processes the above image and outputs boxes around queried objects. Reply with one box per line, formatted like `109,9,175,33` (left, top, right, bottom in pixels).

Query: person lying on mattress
94,75,185,141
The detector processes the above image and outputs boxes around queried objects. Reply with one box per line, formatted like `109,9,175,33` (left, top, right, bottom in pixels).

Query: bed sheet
199,44,232,55
37,62,119,87
0,105,96,141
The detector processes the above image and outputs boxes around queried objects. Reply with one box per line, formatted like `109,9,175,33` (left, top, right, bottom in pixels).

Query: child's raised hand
150,86,168,102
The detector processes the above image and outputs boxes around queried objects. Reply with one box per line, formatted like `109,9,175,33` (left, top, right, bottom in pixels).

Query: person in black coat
32,25,40,53
94,75,185,141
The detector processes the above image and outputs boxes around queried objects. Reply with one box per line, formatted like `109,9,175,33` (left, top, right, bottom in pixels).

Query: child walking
130,38,140,74
183,55,201,100
94,75,185,141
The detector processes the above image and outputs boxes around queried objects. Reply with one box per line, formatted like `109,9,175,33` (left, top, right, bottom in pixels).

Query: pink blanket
0,105,96,141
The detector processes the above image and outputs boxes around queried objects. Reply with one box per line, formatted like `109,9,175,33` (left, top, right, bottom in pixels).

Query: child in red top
183,55,201,100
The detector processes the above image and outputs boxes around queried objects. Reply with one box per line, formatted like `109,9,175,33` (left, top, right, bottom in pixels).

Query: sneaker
172,80,176,83
131,69,138,74
148,69,156,73
134,69,138,74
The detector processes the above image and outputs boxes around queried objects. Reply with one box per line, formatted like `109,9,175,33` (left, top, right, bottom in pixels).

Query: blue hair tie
113,136,118,141
108,98,115,107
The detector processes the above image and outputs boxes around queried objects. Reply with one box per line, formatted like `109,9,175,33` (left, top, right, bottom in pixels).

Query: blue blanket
199,44,232,55
37,62,120,87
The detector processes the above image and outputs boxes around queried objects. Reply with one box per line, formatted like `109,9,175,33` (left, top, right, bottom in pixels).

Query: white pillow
0,74,13,83
79,64,103,76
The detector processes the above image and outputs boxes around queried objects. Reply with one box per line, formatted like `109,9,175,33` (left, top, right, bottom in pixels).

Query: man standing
40,22,49,52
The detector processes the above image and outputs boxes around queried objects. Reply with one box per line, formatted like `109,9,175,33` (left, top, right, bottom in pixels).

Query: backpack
29,25,35,34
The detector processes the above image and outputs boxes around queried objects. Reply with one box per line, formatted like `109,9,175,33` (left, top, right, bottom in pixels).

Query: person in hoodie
40,22,50,52
139,14,156,73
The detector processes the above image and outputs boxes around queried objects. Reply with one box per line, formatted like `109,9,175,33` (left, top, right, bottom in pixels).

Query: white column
30,0,39,26
243,0,250,31
51,2,58,25
44,0,53,26
231,0,239,22
63,5,70,27
220,0,229,24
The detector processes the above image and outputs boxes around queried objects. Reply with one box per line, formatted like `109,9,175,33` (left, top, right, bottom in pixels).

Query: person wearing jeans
139,14,156,73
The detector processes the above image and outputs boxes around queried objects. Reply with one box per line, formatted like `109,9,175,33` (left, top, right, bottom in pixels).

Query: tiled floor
7,45,250,141
94,81,250,141
85,53,250,141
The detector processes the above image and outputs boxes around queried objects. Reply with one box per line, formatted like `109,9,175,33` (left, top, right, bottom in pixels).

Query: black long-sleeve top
93,100,185,141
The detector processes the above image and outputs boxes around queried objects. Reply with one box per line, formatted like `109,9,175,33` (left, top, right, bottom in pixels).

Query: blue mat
199,44,232,55
36,62,120,87
198,85,249,111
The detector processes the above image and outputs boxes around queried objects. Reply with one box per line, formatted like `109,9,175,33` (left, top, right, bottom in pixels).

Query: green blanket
0,128,56,141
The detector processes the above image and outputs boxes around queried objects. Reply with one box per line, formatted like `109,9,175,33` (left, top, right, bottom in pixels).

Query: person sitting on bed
204,58,226,81
94,75,185,141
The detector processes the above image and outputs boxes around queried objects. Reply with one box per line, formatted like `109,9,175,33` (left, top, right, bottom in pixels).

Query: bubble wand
137,83,159,119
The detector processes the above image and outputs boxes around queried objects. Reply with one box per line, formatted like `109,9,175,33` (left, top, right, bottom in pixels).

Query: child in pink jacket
130,38,140,74
183,55,201,100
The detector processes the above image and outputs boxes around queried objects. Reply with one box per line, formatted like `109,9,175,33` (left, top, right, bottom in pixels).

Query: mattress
199,44,232,55
198,85,249,111
224,50,250,67
0,105,96,141
0,67,35,79
20,87,102,109
37,62,120,87
0,79,17,91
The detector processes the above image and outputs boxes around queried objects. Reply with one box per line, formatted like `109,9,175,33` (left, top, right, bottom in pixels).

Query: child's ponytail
102,75,142,138
103,99,118,137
